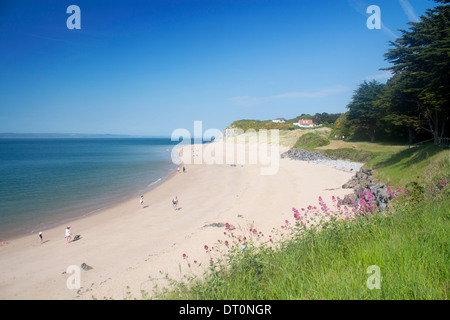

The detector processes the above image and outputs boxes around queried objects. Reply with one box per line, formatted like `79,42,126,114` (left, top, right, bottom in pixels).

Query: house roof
299,119,313,124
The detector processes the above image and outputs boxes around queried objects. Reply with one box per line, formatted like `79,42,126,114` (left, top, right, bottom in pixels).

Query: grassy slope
176,196,449,300
368,144,450,187
224,127,332,148
293,132,330,150
159,139,449,300
317,141,450,187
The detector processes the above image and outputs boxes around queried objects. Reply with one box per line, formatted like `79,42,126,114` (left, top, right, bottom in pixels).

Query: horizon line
0,133,172,139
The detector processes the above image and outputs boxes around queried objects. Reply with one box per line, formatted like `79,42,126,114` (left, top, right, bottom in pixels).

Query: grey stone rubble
280,149,364,173
341,168,393,210
281,149,395,210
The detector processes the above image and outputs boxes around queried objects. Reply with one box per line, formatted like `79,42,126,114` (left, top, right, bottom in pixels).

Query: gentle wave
0,138,179,240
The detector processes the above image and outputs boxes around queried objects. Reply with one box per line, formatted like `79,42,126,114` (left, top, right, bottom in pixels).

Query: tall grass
368,144,450,187
158,179,449,300
321,143,449,188
322,147,376,163
293,132,330,150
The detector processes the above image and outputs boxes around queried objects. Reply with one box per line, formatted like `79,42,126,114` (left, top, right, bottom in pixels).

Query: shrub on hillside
294,132,330,150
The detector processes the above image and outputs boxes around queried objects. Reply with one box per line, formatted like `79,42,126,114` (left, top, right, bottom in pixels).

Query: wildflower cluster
168,178,449,299
425,178,449,199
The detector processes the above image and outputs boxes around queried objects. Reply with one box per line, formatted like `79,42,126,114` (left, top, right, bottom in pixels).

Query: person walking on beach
39,232,43,245
140,195,144,208
172,196,179,210
65,226,72,243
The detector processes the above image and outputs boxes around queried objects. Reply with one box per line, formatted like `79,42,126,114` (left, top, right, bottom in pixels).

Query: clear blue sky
0,0,435,137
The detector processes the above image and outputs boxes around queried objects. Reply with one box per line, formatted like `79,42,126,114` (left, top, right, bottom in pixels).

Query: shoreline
0,163,179,242
0,141,356,300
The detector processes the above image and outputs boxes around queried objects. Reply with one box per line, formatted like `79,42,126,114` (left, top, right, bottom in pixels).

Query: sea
0,138,182,240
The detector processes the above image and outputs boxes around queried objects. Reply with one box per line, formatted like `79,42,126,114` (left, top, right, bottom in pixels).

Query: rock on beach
342,168,393,209
281,149,394,210
281,149,364,173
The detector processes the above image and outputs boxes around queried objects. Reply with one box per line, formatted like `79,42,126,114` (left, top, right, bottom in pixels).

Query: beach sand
0,139,355,300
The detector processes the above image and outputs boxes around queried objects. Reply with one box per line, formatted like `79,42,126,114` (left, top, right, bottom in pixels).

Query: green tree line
338,0,449,145
231,113,342,131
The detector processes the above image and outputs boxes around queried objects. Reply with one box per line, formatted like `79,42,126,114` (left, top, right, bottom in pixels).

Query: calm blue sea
0,138,180,240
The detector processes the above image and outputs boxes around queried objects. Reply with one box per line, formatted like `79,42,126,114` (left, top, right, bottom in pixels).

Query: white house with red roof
297,119,314,128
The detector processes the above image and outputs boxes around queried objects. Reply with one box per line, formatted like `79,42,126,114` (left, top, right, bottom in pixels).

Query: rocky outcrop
342,168,392,210
282,149,394,210
281,149,363,173
281,149,329,161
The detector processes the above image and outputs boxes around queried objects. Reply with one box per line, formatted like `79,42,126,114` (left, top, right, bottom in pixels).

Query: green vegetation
317,139,450,188
367,144,450,188
147,0,449,301
150,142,449,300
336,0,450,145
293,132,330,150
230,113,342,132
159,178,449,300
230,120,295,131
322,147,376,163
347,80,386,143
318,141,450,188
286,113,341,127
224,127,332,148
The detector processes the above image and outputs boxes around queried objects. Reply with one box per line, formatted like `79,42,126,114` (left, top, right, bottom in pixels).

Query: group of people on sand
139,194,180,210
37,225,81,245
39,166,186,245
39,195,178,245
140,165,185,211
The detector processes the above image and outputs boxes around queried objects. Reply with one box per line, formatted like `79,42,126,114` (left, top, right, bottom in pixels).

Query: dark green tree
383,0,450,144
346,80,386,142
380,73,424,144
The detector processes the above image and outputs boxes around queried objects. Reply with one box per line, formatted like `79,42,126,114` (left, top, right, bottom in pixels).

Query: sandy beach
0,139,356,300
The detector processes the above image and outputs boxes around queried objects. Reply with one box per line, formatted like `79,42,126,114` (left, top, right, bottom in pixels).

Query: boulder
341,168,394,211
